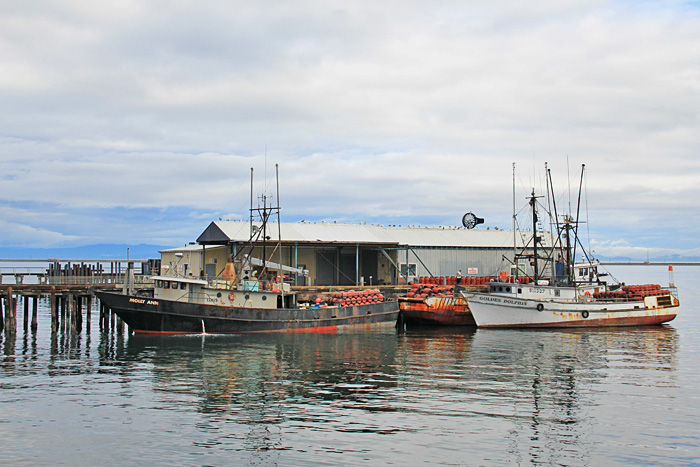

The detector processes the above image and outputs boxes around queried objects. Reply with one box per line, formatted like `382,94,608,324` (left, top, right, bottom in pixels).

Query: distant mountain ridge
0,244,174,260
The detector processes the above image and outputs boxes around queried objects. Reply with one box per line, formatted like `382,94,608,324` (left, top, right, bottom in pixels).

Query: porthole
216,292,221,298
262,295,267,301
245,294,250,300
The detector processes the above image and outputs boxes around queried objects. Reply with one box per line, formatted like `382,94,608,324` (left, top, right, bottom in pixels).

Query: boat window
155,280,162,288
579,268,587,277
163,281,170,288
518,288,522,294
180,282,187,290
171,282,178,289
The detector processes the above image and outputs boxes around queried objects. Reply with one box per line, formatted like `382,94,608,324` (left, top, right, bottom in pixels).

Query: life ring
536,303,544,312
584,291,591,298
582,310,589,319
228,292,236,302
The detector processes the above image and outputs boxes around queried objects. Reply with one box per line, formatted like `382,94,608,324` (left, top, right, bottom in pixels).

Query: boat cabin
152,275,296,309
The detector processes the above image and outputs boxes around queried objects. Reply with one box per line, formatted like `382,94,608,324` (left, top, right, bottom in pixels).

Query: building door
315,249,336,285
361,249,379,285
338,253,357,286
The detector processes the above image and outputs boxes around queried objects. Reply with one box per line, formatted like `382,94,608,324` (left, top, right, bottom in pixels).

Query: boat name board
528,287,546,294
476,296,527,306
129,297,160,306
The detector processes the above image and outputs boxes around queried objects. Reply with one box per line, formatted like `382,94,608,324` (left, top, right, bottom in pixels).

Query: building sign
468,267,479,275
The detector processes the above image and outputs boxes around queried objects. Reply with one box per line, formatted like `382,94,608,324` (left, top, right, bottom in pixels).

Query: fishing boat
399,283,475,326
464,164,679,328
97,165,399,334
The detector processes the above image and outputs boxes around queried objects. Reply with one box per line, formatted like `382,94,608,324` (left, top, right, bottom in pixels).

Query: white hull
467,291,678,328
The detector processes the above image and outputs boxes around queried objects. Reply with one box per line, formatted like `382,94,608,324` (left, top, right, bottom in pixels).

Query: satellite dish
462,212,484,229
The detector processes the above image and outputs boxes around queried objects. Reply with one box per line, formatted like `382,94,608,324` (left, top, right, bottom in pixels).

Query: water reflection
0,309,687,466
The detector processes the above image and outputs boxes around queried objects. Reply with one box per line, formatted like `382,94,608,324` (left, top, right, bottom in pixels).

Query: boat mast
276,163,284,301
545,162,555,281
572,164,586,267
529,189,540,281
512,162,517,279
250,168,254,237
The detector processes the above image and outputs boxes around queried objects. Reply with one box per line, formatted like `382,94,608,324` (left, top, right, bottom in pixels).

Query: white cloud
0,1,699,256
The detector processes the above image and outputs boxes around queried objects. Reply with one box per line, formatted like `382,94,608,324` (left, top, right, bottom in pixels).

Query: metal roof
195,221,540,249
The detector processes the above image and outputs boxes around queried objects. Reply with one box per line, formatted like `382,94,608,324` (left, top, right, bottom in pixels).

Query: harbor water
1,265,698,466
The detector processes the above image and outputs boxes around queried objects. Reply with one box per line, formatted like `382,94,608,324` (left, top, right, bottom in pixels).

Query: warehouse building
159,221,551,287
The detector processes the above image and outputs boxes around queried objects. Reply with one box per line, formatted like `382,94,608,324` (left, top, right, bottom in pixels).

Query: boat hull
399,296,475,326
466,293,678,328
96,291,399,334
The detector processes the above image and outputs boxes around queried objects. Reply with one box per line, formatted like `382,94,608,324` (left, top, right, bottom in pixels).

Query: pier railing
0,258,157,286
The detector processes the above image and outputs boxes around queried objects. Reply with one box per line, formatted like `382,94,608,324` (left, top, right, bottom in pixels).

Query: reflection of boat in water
399,284,475,326
465,165,679,328
467,325,679,465
97,165,398,334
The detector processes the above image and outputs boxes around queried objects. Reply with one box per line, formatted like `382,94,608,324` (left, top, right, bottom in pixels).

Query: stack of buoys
405,283,455,299
592,290,627,300
328,289,384,307
593,284,670,301
622,284,670,301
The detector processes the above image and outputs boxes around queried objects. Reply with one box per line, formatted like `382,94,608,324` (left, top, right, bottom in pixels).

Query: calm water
1,266,698,466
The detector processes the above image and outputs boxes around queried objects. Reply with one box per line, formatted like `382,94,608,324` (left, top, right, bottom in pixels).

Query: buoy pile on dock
593,284,670,301
405,284,456,299
328,289,384,306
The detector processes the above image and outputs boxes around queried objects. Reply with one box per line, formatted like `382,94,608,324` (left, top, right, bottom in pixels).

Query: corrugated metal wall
397,247,537,279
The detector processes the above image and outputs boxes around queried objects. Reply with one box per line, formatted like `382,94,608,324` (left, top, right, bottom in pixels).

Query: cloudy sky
1,0,699,260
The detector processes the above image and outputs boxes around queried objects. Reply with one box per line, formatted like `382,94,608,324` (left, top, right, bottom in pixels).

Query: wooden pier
0,259,155,336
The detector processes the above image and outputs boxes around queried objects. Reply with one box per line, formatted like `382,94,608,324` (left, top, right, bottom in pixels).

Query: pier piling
51,288,58,333
31,296,38,331
5,288,16,333
23,295,29,330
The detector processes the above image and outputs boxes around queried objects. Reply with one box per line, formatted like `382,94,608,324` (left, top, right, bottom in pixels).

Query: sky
1,0,699,261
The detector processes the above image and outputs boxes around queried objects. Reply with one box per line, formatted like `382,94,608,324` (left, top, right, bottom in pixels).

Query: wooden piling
75,295,83,332
6,287,16,333
60,295,67,331
31,296,38,331
0,295,4,333
86,295,92,327
51,287,58,333
68,295,76,330
23,295,30,330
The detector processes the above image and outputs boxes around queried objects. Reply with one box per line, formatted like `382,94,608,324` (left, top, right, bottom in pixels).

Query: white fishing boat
464,164,679,328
